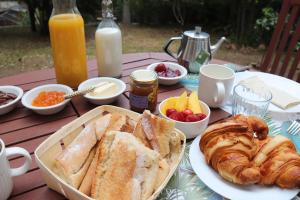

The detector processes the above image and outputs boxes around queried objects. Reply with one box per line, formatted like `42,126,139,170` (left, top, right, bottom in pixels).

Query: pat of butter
90,82,118,97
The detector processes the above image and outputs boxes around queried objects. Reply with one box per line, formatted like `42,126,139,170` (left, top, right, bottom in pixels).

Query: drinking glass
232,84,272,118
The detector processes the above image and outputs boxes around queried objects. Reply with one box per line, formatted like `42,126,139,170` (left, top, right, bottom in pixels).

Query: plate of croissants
189,114,300,200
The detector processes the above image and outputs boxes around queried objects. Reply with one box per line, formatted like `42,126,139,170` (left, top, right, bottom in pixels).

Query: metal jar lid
130,69,157,84
183,26,209,40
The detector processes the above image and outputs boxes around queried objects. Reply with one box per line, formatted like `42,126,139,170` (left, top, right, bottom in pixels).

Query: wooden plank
0,105,76,135
0,107,31,124
0,68,55,86
0,54,150,86
19,79,57,92
280,18,300,76
1,116,77,146
276,6,299,75
121,52,151,63
9,185,65,200
71,93,130,116
260,0,291,72
11,169,46,196
208,108,231,124
7,135,49,156
149,52,176,61
289,49,300,80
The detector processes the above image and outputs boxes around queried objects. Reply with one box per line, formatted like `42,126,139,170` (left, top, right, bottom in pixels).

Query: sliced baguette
133,110,175,157
91,131,160,200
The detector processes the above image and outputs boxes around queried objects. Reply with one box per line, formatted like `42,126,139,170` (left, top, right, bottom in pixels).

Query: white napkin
239,76,300,110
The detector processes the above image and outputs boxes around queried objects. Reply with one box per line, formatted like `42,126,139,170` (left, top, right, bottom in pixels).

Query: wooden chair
260,0,300,82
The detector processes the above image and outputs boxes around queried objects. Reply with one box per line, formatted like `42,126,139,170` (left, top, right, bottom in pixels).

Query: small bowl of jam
147,62,187,85
0,86,23,115
21,84,73,115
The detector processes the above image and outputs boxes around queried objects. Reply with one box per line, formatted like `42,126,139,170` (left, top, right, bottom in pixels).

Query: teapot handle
163,36,182,59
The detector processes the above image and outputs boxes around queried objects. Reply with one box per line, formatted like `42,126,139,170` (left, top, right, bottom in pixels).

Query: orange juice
49,14,87,88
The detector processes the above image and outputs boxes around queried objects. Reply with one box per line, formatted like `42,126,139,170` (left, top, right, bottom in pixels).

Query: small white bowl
0,86,23,115
22,84,73,115
147,62,187,85
78,77,126,105
159,97,211,139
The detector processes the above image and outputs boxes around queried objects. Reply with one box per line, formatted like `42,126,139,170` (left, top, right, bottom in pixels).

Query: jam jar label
129,93,148,108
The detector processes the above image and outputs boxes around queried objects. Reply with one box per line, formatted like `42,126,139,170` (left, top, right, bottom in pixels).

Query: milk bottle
95,0,122,77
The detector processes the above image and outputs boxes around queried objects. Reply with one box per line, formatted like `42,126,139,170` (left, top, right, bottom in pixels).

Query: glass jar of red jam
129,69,158,113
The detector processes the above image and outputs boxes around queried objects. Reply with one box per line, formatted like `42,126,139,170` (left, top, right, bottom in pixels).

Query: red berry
168,111,185,122
182,109,193,116
169,112,179,121
186,114,201,122
175,69,181,76
155,63,167,73
166,108,177,117
196,113,207,120
175,112,186,122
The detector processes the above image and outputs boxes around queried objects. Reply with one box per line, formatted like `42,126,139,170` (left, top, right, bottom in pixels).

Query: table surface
0,53,232,200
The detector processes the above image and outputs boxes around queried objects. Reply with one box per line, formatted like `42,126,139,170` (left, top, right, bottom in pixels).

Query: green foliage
77,0,101,22
255,7,278,44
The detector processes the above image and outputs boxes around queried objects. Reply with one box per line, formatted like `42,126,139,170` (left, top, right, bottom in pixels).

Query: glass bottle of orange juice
49,0,87,88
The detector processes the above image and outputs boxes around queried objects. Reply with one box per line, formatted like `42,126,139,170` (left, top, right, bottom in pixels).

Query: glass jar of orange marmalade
129,69,158,113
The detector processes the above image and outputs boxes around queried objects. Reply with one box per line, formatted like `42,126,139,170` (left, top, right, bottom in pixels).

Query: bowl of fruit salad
159,91,210,139
147,62,187,85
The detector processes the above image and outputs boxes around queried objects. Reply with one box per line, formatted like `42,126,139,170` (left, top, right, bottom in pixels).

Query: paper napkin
239,76,300,110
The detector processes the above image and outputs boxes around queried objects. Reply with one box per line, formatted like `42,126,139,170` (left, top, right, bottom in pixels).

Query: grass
0,25,265,78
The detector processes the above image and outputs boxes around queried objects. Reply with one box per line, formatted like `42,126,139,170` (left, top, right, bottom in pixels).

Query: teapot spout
211,37,226,55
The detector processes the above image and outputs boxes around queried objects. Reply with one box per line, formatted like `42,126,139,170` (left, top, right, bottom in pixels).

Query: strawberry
155,63,167,73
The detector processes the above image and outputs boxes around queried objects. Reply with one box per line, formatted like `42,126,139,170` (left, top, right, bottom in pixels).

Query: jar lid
130,69,157,84
183,26,209,40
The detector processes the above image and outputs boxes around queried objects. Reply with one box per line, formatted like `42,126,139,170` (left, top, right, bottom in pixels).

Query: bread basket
34,105,186,200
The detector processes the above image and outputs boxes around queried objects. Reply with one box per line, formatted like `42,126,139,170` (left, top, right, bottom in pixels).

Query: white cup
0,139,32,200
198,64,235,108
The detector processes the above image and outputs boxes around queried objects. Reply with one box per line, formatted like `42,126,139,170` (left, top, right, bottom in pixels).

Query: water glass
232,84,272,118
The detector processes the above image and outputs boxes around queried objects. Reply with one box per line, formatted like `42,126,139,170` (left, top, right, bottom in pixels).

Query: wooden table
0,53,231,200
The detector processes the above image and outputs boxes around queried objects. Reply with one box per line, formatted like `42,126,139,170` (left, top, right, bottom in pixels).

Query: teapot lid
183,26,209,39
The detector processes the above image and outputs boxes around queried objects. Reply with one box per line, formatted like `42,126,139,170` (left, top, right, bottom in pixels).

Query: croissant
254,135,300,188
200,115,269,185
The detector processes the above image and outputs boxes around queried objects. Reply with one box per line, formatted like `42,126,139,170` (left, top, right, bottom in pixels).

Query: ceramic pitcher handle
6,147,32,177
163,36,182,59
214,82,225,105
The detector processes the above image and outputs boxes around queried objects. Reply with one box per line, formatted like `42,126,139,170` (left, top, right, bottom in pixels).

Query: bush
255,7,278,44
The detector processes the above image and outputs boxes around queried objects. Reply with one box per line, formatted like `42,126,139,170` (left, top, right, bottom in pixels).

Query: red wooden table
0,53,231,200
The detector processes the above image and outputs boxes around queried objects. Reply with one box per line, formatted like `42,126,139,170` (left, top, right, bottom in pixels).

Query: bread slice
95,113,112,140
54,122,97,188
133,110,175,157
91,131,160,200
78,114,135,196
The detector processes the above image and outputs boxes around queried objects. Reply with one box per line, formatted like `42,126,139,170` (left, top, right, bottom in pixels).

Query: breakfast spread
0,91,17,106
154,63,181,77
53,109,182,199
88,81,118,97
200,114,300,189
32,91,65,107
129,69,158,113
162,91,207,122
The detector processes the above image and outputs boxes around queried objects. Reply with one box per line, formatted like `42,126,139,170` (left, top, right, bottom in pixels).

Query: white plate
189,136,299,200
234,71,300,115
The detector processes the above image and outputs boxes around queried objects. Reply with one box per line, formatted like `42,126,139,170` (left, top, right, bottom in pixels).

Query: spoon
63,82,109,100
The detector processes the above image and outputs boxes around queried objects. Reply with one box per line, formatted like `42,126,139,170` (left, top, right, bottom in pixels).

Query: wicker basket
35,105,186,200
